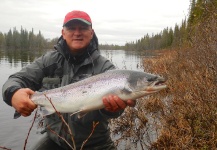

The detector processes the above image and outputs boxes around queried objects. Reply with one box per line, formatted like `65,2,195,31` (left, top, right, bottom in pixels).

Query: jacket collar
54,35,100,66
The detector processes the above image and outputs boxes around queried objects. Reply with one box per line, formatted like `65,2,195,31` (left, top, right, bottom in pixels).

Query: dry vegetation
111,1,216,149
145,47,216,149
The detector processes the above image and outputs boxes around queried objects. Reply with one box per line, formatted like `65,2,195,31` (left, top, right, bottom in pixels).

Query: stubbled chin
73,40,83,44
69,42,86,51
72,40,83,45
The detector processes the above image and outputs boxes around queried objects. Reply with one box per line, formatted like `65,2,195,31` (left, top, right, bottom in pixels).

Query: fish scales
30,69,167,118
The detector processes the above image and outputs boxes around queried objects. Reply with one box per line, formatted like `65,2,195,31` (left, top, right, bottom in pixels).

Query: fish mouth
153,79,167,90
148,79,167,92
155,80,166,86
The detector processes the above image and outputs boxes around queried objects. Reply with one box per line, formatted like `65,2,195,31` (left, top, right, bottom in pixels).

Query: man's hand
102,95,136,112
11,88,37,117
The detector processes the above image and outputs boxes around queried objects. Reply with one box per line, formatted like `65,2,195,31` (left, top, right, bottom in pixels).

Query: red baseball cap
63,10,92,26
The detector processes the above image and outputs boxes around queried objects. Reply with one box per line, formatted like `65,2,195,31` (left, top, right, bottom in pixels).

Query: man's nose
73,27,82,34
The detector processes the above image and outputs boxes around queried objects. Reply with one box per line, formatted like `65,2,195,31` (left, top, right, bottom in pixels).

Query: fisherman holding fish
2,10,136,149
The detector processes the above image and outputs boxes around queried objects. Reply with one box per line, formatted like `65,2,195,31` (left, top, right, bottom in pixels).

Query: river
0,49,149,150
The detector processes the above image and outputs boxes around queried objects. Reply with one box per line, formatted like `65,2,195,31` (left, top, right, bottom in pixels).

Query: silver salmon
29,69,167,118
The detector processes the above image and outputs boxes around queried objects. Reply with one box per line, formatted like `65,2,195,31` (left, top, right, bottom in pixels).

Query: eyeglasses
65,26,91,33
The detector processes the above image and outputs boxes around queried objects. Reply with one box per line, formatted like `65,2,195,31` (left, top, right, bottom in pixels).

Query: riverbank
147,47,216,149
111,46,216,149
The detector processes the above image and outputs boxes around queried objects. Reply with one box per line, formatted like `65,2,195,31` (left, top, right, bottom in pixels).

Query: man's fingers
17,106,33,114
25,88,35,95
11,88,37,118
23,88,37,109
108,96,119,111
28,102,37,110
16,107,32,117
103,96,136,112
15,100,36,116
21,111,32,117
126,100,136,107
103,96,122,112
102,97,112,111
114,96,126,109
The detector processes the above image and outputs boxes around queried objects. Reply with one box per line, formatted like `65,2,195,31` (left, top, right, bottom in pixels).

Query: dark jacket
2,34,122,149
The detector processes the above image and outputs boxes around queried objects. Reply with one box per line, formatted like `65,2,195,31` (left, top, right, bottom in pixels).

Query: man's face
62,21,93,53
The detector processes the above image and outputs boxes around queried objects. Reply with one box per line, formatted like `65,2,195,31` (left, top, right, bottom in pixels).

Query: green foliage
124,18,189,51
0,32,4,47
99,44,125,50
5,29,13,47
0,26,52,50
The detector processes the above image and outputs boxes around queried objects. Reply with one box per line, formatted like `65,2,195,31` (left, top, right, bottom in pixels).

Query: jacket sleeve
2,51,60,106
94,55,116,73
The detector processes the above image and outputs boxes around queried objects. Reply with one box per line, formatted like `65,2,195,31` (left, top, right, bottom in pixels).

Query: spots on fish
82,91,87,94
60,88,67,98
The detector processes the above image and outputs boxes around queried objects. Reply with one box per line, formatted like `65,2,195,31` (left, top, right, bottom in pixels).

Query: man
2,10,135,149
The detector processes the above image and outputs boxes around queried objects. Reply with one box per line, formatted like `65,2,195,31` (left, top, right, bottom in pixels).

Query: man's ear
91,29,94,39
62,29,65,40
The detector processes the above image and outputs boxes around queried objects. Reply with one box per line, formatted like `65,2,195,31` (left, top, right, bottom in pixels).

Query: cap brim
63,18,91,27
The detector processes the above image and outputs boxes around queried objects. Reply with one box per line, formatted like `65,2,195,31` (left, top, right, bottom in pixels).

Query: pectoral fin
122,84,133,94
77,112,88,119
70,109,89,119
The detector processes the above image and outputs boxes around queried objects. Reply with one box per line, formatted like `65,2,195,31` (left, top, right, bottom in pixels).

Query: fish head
126,71,167,97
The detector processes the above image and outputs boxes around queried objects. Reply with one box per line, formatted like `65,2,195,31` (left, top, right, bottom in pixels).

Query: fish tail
14,110,21,119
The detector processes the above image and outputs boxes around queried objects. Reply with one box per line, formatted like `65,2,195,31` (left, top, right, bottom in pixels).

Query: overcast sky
0,0,190,45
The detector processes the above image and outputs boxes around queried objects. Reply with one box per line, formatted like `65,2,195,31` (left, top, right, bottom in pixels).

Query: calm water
0,49,148,150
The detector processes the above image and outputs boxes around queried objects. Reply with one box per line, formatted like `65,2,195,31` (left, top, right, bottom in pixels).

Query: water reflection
0,49,48,68
0,49,147,70
100,49,146,71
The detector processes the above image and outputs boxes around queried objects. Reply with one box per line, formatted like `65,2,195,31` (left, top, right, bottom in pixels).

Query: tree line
100,0,216,51
0,0,215,51
124,20,187,51
0,23,186,51
124,0,217,51
0,27,58,50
